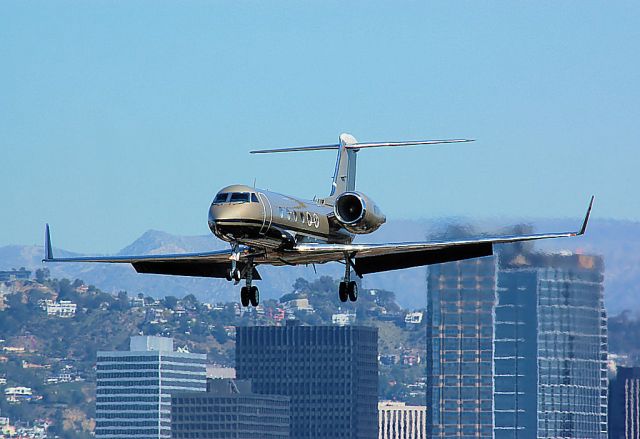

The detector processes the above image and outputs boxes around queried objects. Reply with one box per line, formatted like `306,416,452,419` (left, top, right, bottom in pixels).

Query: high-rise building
495,252,608,438
426,246,608,439
426,256,497,438
171,378,290,439
236,324,378,439
608,366,640,439
95,336,207,439
378,401,427,439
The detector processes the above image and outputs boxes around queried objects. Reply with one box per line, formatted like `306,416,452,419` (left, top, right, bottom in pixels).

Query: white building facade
95,336,206,439
378,401,427,439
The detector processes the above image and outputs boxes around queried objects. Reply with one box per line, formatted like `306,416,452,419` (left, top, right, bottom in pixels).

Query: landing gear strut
225,242,243,282
239,257,259,308
224,243,259,307
339,254,358,302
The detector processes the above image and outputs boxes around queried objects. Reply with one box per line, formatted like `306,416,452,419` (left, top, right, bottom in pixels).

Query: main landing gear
226,244,259,308
339,254,358,303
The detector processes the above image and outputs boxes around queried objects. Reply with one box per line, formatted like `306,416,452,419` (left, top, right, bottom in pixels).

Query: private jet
44,133,593,307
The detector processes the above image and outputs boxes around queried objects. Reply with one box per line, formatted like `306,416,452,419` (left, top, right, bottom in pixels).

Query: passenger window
213,193,229,204
251,193,259,203
229,192,250,203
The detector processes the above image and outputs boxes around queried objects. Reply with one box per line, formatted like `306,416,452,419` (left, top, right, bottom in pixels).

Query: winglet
578,196,594,236
44,224,53,261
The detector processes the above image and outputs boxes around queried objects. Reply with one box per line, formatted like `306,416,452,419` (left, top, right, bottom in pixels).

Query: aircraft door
257,192,273,235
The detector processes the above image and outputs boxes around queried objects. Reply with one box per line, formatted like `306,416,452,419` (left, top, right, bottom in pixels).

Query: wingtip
43,224,53,261
578,196,595,235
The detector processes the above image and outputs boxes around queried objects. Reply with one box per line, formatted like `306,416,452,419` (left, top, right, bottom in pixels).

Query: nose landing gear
227,250,258,308
339,254,358,302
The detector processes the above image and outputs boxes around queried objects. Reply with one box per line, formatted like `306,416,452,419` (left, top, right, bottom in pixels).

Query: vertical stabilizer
330,133,358,197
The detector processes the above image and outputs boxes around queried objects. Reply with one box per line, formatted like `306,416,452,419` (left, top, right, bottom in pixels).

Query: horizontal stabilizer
250,137,474,154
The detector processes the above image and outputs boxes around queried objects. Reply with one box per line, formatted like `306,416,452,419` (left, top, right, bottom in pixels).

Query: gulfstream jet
43,133,593,307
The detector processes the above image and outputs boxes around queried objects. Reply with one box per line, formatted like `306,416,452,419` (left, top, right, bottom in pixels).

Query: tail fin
251,133,474,198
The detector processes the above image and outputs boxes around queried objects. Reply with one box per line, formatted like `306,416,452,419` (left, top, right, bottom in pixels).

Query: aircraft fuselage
208,184,354,250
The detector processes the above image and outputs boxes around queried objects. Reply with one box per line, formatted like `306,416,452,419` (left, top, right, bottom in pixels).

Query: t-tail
250,133,474,201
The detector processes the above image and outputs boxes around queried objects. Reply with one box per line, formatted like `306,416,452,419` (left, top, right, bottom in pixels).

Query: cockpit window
213,193,229,204
251,193,259,203
229,192,251,203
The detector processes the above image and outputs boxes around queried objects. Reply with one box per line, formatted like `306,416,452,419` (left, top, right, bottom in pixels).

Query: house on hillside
40,300,77,318
0,269,30,282
4,386,33,403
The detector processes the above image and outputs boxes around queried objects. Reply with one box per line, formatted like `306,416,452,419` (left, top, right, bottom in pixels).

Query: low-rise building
5,386,33,403
378,401,427,439
206,365,236,379
404,312,423,325
41,300,77,318
171,379,290,439
282,297,314,313
332,311,356,326
0,269,30,282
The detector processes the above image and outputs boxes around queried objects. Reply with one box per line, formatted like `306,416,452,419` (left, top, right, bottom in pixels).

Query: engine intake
334,192,386,234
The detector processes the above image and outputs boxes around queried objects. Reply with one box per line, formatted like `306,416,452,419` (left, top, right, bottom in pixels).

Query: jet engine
334,192,386,234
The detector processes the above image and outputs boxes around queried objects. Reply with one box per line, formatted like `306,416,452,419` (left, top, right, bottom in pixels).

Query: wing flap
353,242,493,275
133,261,261,280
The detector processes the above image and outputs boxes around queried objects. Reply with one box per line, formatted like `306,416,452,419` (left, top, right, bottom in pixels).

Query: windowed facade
426,257,497,439
427,250,608,439
235,325,378,439
496,253,608,439
171,379,290,439
95,336,207,439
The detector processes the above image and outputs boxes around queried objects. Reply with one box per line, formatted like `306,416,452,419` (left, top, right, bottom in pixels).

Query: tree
212,325,229,344
293,278,310,292
35,268,50,283
163,296,179,310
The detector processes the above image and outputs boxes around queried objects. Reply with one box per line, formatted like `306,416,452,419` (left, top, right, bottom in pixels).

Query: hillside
1,218,639,313
0,274,427,436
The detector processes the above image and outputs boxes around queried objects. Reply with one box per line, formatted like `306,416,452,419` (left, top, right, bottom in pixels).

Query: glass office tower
496,253,608,438
236,324,378,439
426,256,497,438
95,336,207,439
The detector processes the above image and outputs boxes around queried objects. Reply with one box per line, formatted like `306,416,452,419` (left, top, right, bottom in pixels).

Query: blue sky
1,1,639,253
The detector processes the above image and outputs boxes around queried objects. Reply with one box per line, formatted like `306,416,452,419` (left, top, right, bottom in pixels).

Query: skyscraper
95,336,207,439
427,246,608,439
426,256,497,438
236,324,378,439
495,252,608,438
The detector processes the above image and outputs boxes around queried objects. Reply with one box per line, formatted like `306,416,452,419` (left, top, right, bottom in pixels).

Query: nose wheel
233,255,259,308
226,267,242,282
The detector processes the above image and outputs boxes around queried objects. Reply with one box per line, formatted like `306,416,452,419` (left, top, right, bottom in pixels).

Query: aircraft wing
42,226,261,279
293,197,594,275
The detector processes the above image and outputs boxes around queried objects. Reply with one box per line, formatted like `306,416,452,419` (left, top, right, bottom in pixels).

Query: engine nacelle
334,192,386,234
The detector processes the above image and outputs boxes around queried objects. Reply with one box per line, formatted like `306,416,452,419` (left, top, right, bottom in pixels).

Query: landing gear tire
227,267,242,282
249,286,259,307
348,281,358,302
339,282,348,302
240,286,250,307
